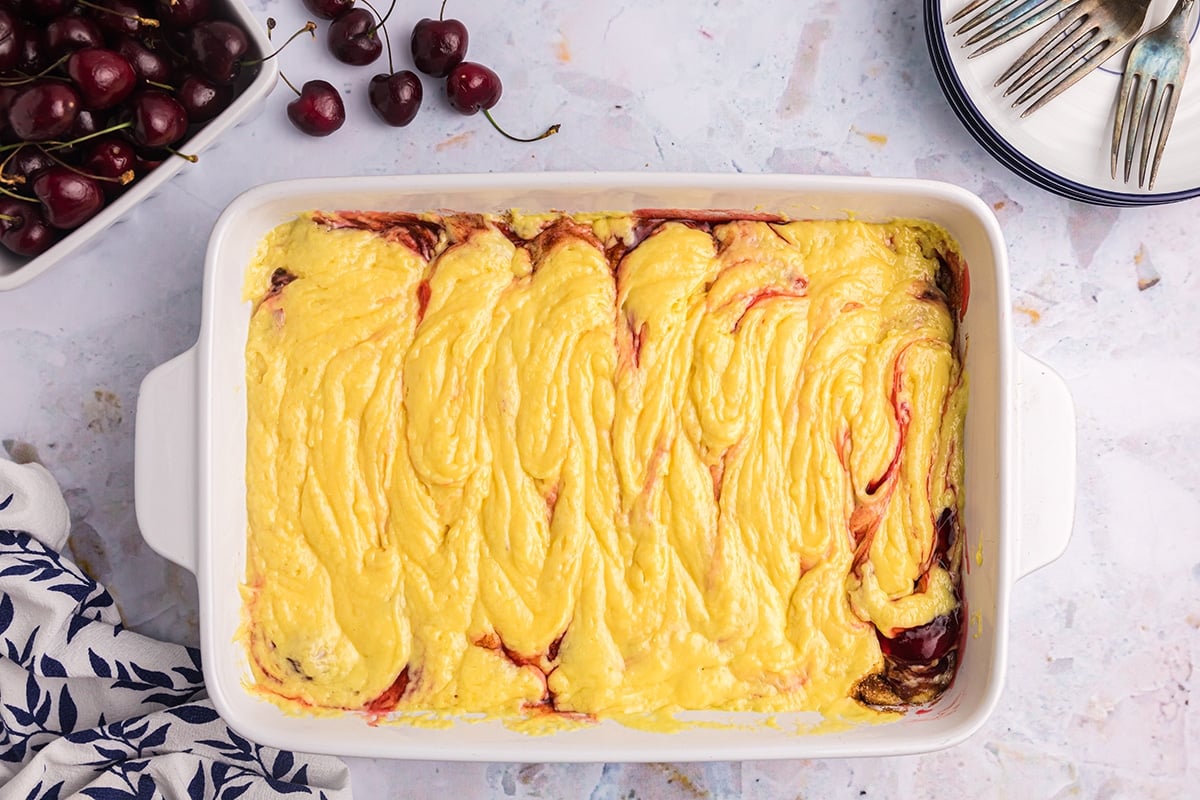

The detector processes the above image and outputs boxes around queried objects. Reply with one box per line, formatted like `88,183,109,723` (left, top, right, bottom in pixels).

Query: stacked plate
925,0,1200,206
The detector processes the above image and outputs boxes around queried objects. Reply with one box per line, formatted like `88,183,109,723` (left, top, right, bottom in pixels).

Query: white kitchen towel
0,459,352,799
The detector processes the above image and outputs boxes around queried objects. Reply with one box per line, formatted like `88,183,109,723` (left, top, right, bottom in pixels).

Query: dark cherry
303,0,353,20
32,166,104,229
83,135,137,196
89,0,150,38
410,16,467,78
154,0,209,30
877,610,962,664
7,144,55,181
0,198,58,256
286,79,344,137
25,0,72,19
176,73,231,123
44,15,104,57
445,61,500,114
67,48,137,110
367,69,421,127
0,9,23,70
185,19,249,84
18,24,45,73
0,85,15,133
129,89,187,147
116,35,173,85
8,82,80,141
327,8,381,66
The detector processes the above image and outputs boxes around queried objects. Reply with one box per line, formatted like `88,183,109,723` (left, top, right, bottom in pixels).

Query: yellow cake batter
241,210,968,731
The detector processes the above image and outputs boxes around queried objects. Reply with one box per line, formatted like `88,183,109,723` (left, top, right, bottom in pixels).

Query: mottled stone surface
0,0,1196,796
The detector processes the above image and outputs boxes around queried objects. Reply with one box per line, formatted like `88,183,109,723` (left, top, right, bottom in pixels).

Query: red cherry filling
877,609,961,664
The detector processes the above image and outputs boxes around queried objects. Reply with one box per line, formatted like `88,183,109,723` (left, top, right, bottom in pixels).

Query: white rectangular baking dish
134,173,1076,761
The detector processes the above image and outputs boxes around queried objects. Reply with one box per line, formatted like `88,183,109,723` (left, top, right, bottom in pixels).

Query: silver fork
1110,0,1197,189
995,0,1152,117
949,0,1082,57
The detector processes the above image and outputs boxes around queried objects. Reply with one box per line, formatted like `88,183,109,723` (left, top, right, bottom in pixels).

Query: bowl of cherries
0,0,278,290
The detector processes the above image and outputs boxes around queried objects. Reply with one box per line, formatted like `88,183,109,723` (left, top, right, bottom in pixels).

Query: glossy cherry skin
445,61,501,114
7,144,55,181
32,166,104,229
303,0,353,20
8,82,80,140
286,79,344,136
18,25,45,73
368,70,421,126
116,36,174,86
155,0,209,29
83,135,138,197
176,73,232,123
185,19,248,84
410,17,467,78
67,48,137,110
0,86,15,133
0,10,19,71
877,609,961,664
0,199,58,256
44,15,104,57
130,89,188,147
90,0,147,37
327,8,381,66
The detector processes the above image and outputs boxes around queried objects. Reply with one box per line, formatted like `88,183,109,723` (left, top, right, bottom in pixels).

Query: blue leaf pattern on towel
0,528,350,799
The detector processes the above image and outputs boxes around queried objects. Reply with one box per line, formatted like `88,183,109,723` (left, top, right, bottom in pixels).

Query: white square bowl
134,173,1076,761
0,0,278,292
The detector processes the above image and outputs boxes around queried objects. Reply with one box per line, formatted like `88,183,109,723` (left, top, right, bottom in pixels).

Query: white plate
936,0,1200,202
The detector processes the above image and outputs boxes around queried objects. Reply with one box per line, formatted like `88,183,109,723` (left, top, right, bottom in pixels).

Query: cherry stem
77,0,160,28
244,21,317,66
167,145,198,163
439,0,448,21
0,53,72,87
482,110,561,143
361,0,393,73
279,72,301,96
34,121,134,153
41,147,134,184
146,79,174,91
0,184,37,203
0,213,16,221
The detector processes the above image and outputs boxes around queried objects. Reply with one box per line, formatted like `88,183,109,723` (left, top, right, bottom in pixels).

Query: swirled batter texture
242,211,968,732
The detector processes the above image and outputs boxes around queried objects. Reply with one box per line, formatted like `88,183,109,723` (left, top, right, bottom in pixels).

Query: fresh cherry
185,19,249,84
303,0,354,20
0,198,58,256
7,144,55,181
83,135,137,196
446,61,560,142
0,86,15,133
8,82,80,141
176,73,232,123
0,10,20,71
115,35,174,86
129,89,187,147
368,69,420,126
89,0,155,38
25,0,72,20
44,15,105,57
18,26,46,73
410,1,467,78
31,165,103,229
445,60,500,114
67,48,137,110
154,0,209,30
327,7,381,66
285,78,344,137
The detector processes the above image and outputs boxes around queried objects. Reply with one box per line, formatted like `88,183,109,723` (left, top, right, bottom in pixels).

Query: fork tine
960,0,1044,40
1147,84,1182,190
994,7,1085,85
1111,70,1138,179
1002,17,1091,92
949,0,997,24
1019,38,1122,115
964,0,1072,54
1138,80,1169,188
1123,73,1148,181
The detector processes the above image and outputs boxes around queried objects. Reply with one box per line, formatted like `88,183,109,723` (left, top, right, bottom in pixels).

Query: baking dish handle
1015,351,1076,580
134,347,199,574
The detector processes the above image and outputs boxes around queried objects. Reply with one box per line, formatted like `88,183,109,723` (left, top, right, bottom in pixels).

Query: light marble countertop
1,0,1197,797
